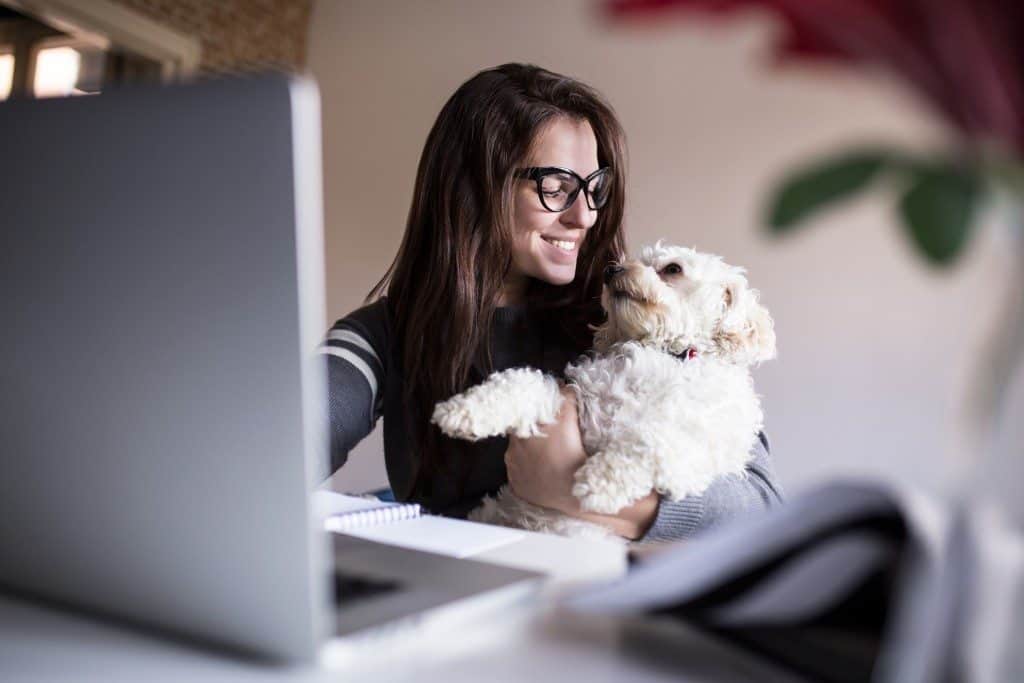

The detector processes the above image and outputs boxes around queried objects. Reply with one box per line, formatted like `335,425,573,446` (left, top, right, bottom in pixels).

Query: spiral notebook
312,490,422,532
313,489,524,558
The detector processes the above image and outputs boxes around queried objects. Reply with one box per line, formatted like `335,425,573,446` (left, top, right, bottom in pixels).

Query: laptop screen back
0,74,330,661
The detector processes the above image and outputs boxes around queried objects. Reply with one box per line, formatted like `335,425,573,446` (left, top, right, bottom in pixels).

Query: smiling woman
320,63,782,541
322,64,625,513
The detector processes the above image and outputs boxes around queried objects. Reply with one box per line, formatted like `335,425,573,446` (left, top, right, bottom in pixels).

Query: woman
322,63,781,541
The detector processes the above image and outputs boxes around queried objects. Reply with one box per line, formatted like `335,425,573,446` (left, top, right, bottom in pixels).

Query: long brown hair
368,63,627,503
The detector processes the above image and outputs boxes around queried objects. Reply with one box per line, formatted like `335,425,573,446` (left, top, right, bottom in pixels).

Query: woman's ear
714,279,777,365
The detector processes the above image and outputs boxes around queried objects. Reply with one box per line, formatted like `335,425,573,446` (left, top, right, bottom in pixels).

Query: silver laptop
0,73,538,662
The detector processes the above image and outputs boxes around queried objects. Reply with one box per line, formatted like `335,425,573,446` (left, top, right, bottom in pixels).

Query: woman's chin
530,259,577,286
542,267,577,286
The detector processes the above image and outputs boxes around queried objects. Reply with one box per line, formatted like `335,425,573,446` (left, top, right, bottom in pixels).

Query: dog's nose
603,264,624,284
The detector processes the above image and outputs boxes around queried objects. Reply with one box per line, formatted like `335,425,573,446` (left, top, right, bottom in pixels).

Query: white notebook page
341,515,524,559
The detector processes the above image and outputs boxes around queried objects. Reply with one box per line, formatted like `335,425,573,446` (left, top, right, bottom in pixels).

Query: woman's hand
504,387,659,539
504,386,585,515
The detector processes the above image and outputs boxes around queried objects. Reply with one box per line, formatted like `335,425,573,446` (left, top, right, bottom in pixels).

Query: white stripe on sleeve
326,329,381,366
320,346,378,402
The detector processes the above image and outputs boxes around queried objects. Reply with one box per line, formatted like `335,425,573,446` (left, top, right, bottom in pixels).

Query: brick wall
110,0,313,73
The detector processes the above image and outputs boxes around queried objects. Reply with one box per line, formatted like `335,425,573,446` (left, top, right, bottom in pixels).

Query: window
0,47,12,100
0,5,178,101
32,38,106,98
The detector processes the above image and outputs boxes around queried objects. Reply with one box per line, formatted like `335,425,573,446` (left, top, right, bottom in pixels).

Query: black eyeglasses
515,166,612,212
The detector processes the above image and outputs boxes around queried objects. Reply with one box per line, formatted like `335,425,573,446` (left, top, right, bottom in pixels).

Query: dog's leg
431,368,563,440
571,446,655,515
654,392,762,501
651,432,713,502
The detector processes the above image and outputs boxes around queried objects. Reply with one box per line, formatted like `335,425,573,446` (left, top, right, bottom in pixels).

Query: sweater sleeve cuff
638,495,703,543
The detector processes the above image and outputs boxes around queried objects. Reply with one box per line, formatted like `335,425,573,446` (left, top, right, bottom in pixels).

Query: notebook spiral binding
324,503,422,532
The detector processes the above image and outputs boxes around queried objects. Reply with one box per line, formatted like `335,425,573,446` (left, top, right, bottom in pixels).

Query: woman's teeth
543,237,576,252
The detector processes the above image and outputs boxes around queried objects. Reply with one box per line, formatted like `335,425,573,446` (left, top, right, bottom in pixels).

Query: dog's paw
431,398,484,440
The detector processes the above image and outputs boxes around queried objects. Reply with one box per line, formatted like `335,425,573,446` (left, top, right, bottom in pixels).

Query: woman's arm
319,301,390,474
504,389,782,540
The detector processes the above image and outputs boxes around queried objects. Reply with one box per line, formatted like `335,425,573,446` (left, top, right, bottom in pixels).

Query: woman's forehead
526,117,599,174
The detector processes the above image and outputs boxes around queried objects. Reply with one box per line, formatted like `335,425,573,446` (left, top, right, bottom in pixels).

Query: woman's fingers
501,388,587,513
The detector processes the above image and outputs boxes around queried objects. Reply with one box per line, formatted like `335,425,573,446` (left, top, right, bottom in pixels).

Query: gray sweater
322,298,782,542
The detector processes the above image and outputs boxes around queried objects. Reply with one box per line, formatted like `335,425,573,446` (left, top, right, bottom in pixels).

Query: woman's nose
561,193,596,230
603,264,624,284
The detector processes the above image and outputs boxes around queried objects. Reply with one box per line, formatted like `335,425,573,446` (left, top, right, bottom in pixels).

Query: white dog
431,242,776,540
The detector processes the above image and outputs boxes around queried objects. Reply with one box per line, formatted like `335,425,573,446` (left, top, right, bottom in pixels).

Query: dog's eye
660,263,683,276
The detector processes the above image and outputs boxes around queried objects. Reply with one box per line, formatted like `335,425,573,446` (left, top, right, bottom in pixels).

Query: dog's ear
590,320,615,353
713,277,776,365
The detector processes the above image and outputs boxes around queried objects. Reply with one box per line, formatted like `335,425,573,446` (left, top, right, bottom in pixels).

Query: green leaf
897,165,981,266
767,150,891,232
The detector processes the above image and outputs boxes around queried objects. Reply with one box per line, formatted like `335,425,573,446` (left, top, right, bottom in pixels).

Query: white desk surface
467,525,628,591
0,518,797,682
0,592,800,683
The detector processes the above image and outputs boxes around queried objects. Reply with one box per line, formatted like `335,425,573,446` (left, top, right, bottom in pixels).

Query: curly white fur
431,367,564,439
431,243,777,540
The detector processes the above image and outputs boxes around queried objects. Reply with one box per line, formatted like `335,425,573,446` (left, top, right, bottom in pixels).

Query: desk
437,521,628,591
0,516,794,682
0,592,800,682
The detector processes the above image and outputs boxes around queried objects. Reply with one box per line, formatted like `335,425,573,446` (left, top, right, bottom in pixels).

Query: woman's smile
539,234,579,264
541,235,577,252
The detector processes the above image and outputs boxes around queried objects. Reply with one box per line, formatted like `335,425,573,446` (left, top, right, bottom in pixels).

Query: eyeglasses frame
515,166,612,212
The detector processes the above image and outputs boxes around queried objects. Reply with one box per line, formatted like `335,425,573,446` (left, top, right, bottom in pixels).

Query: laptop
0,73,539,662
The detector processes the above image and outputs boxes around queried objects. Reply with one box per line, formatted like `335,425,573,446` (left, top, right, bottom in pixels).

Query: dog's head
592,242,776,365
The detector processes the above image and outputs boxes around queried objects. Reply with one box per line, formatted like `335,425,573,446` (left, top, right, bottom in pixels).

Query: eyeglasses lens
539,172,578,212
588,171,611,209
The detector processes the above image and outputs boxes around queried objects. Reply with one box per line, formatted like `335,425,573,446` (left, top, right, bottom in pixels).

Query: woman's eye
661,263,683,276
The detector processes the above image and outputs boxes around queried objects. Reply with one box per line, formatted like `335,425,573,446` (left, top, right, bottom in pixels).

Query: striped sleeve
318,299,390,474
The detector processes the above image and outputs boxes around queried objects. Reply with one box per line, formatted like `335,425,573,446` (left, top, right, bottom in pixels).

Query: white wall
307,0,1021,497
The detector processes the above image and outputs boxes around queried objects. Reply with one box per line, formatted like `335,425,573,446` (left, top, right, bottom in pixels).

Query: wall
308,0,1022,497
110,0,312,72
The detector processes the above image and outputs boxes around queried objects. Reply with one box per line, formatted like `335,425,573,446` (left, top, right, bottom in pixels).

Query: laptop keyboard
333,570,402,607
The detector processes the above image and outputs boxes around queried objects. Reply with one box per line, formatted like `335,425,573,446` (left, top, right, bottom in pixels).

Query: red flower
607,0,1024,155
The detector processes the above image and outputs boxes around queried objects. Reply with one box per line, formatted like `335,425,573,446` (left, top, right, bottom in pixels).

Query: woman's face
505,117,601,301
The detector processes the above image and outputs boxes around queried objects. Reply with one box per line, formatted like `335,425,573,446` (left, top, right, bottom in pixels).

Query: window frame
1,0,199,81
